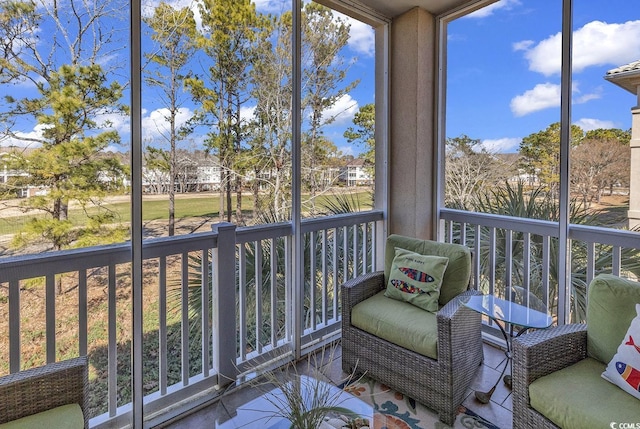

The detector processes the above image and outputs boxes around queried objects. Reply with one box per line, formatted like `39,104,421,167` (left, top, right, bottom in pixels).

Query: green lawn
0,195,236,235
0,191,373,236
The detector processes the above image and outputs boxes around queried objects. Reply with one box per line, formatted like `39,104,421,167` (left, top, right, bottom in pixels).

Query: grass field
0,190,374,237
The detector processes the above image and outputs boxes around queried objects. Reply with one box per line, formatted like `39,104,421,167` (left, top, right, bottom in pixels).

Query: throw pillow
384,247,449,312
602,303,640,400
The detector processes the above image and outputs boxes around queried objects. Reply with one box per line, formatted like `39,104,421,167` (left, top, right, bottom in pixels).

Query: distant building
142,155,223,193
342,158,373,187
605,59,640,229
0,149,30,197
195,158,222,191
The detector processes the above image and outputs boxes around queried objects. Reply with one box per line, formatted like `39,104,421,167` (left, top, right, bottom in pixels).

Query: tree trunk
236,177,243,225
226,169,232,223
219,173,225,222
169,138,176,237
253,168,260,220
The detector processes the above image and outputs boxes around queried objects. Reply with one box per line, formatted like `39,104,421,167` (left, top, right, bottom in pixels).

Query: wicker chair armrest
0,356,88,427
438,289,482,319
513,323,587,379
341,271,385,325
436,289,483,364
512,323,587,407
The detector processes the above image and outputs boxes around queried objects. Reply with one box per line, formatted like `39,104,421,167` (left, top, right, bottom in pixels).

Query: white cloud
345,17,374,57
510,82,560,116
141,0,194,18
510,82,600,116
519,20,640,76
141,107,194,142
141,0,204,32
240,105,257,124
96,111,130,135
465,0,521,19
338,145,356,157
447,33,467,42
253,0,289,14
572,81,602,104
2,111,130,148
480,137,521,153
513,40,534,52
0,124,50,148
321,94,359,125
574,92,601,104
574,118,617,132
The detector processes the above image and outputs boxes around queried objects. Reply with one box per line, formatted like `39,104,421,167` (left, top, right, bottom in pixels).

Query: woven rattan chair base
341,271,483,426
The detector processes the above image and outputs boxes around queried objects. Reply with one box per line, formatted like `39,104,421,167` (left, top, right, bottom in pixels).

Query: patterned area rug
342,377,501,429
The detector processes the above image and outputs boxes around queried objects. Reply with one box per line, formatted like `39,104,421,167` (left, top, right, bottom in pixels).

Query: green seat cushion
587,274,640,363
0,403,84,429
384,235,470,306
351,291,437,359
529,358,640,429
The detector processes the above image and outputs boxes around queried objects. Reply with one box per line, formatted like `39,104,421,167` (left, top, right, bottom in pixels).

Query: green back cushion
384,248,449,312
587,274,640,364
384,235,471,306
0,404,84,429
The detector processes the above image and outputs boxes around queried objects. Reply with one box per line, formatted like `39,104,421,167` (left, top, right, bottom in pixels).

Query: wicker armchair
341,235,483,426
512,324,587,429
0,356,89,428
512,274,640,429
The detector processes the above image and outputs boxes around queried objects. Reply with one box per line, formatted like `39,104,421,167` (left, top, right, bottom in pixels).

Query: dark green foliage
451,180,640,322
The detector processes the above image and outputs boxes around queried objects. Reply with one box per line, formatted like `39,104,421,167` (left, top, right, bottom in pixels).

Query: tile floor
160,342,513,429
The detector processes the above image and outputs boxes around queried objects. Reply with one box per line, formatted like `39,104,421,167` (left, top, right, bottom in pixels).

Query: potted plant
249,345,370,429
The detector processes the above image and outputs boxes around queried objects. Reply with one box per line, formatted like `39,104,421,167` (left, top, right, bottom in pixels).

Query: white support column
628,101,640,230
374,22,389,269
388,7,436,239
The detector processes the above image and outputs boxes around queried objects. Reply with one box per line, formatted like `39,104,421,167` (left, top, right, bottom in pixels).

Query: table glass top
215,375,372,428
461,294,553,329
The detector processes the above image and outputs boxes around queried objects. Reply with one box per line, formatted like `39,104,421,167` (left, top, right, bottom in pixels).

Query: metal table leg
475,322,530,404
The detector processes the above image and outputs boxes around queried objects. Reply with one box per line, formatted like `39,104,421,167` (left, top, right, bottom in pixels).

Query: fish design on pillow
626,336,640,354
616,362,640,392
398,267,435,283
390,279,434,295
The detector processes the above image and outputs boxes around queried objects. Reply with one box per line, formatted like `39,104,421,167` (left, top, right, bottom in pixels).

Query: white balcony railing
4,207,638,427
0,210,383,428
440,208,640,325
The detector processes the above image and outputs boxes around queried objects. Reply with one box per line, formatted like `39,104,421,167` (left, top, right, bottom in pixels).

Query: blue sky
3,0,639,158
300,0,640,156
446,0,640,153
136,0,377,157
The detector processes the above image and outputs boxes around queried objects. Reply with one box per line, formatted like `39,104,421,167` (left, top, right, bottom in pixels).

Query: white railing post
212,222,238,387
375,219,385,271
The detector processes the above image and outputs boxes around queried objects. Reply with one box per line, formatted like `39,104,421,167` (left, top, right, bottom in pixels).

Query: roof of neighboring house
0,147,36,158
346,158,366,167
605,60,640,95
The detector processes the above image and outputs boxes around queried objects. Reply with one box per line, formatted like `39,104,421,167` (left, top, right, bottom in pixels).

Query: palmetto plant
250,345,363,429
453,181,640,322
167,190,371,357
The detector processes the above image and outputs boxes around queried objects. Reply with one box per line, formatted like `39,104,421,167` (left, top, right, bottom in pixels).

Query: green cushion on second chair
0,404,84,429
529,357,640,429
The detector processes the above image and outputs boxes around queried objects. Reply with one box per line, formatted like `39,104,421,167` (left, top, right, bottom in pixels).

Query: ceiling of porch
356,0,483,17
